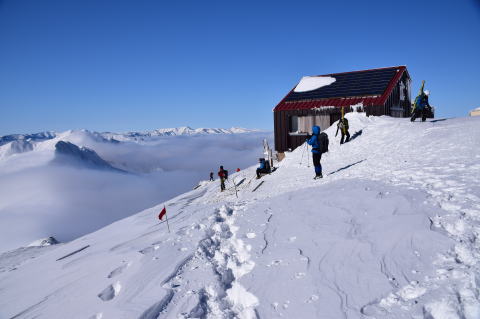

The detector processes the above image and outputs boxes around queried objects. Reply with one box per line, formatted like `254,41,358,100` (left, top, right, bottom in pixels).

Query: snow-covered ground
0,127,272,253
1,114,479,318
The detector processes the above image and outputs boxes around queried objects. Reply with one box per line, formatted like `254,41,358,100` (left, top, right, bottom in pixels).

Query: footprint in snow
295,272,306,279
306,295,319,303
107,262,131,279
267,260,282,267
98,282,122,301
139,245,160,255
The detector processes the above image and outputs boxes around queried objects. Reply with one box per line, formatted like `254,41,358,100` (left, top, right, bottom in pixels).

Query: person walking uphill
307,125,329,179
209,172,214,181
218,166,226,191
336,117,350,144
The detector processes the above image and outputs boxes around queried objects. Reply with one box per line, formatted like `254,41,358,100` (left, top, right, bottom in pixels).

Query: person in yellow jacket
335,117,350,144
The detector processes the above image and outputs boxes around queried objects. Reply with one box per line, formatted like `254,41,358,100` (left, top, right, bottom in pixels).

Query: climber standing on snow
307,125,329,179
411,80,431,122
218,166,226,191
335,106,350,144
209,172,214,181
336,117,350,144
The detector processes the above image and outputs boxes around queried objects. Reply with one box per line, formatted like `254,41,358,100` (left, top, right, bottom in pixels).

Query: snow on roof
293,76,336,93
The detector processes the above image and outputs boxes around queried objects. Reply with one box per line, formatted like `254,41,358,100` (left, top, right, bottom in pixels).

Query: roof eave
379,66,406,105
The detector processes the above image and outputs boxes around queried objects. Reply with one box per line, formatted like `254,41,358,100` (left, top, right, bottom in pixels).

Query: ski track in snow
1,114,480,318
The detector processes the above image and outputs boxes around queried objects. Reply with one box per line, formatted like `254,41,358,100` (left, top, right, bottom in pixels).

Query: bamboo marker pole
165,211,171,233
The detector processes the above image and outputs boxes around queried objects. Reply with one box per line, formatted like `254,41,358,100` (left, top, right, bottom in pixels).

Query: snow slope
1,114,480,318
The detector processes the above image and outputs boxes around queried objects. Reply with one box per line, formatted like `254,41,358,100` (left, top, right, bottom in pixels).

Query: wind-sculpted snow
1,114,480,318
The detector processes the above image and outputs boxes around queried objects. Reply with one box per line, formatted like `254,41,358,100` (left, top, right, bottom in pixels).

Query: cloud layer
0,132,273,253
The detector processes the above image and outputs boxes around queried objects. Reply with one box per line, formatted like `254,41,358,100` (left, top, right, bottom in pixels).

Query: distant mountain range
102,126,259,142
0,126,266,173
0,127,260,146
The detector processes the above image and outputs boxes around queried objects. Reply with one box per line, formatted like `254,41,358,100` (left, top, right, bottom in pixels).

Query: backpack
318,132,329,153
265,160,271,172
224,170,228,179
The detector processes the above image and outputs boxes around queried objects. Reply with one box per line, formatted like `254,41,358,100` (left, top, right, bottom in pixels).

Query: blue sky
1,0,479,135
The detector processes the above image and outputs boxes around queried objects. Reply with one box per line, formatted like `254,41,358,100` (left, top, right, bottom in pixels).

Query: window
289,116,298,133
289,115,330,134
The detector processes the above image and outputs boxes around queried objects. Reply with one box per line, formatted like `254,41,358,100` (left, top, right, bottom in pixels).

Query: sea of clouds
0,131,273,253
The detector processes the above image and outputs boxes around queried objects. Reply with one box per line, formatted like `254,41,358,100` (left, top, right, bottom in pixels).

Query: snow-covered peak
0,127,261,158
0,126,259,146
0,131,56,147
100,126,261,142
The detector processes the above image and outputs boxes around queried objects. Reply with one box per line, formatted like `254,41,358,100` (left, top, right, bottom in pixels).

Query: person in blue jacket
256,158,269,179
307,125,327,179
411,81,431,122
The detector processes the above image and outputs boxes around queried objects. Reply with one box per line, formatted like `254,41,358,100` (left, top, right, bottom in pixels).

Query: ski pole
300,142,308,165
300,142,307,165
307,144,310,167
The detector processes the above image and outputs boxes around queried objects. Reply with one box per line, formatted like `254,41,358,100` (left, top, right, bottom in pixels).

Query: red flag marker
158,207,167,220
158,206,170,233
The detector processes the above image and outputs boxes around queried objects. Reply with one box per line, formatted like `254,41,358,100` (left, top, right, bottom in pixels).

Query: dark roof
274,66,408,111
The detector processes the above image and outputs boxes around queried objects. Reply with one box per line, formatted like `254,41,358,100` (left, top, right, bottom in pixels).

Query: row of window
289,115,331,134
